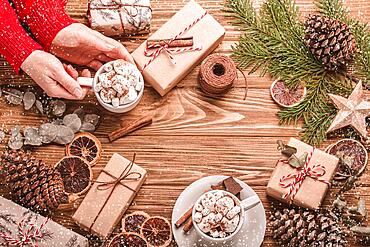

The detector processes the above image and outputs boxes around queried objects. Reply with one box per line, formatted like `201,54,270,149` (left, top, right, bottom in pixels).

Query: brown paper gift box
266,138,339,210
0,197,88,246
132,0,225,96
73,153,147,238
88,0,152,37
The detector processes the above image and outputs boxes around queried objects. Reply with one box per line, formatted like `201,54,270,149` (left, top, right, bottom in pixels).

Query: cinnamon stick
147,36,193,48
175,206,193,228
183,217,193,233
108,116,153,142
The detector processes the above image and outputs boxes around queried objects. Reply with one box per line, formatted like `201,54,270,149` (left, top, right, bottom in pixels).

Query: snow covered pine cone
304,14,357,71
0,150,67,213
270,208,346,247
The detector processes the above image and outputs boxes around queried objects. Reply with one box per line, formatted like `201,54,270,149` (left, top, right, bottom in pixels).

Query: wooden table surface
1,0,370,246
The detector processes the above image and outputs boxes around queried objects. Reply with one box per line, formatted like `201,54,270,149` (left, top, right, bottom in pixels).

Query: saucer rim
171,175,266,247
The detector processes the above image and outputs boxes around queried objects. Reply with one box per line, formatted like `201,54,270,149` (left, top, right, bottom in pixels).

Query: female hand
21,50,89,100
50,23,134,70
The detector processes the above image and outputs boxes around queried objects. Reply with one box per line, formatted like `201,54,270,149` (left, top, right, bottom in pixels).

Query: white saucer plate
171,175,266,247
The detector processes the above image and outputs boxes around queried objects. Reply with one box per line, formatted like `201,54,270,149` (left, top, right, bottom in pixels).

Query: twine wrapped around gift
0,218,49,247
278,150,330,202
88,154,142,231
141,11,208,71
88,0,152,35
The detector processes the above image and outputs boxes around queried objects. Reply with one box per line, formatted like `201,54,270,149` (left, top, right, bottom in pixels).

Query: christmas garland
225,0,370,145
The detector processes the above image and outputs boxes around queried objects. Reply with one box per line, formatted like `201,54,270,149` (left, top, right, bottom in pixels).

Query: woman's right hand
21,50,88,100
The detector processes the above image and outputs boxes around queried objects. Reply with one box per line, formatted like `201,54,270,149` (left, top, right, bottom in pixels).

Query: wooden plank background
1,0,370,246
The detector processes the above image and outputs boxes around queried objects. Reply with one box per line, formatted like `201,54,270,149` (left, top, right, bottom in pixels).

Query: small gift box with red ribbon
0,197,88,246
73,153,147,238
266,138,339,210
132,0,225,96
88,0,152,37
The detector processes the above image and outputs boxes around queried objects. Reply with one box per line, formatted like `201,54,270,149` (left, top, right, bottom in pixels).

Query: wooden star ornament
327,82,370,139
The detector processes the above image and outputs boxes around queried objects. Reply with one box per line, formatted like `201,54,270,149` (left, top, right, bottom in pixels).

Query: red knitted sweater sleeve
0,0,42,73
12,0,77,51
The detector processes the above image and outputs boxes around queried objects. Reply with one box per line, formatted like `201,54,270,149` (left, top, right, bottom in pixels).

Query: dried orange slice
122,211,150,234
55,156,92,195
66,132,102,166
141,216,172,247
270,79,307,108
108,232,148,247
326,139,368,180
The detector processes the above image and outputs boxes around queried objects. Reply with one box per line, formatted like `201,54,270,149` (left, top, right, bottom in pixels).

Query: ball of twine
198,54,238,96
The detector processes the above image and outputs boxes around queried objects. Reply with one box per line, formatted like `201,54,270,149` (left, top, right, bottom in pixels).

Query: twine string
88,154,142,232
199,54,248,98
237,67,248,100
89,1,152,34
141,11,208,71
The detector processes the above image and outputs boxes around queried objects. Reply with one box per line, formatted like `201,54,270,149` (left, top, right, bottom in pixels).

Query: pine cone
304,14,357,71
270,208,347,247
0,149,67,213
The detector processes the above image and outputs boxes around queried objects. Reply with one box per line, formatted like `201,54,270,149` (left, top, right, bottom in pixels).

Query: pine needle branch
278,76,352,124
315,0,349,20
224,0,257,28
225,0,368,145
301,103,337,146
225,0,326,88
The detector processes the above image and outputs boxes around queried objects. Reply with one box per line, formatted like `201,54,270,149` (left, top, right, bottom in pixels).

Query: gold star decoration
327,82,370,139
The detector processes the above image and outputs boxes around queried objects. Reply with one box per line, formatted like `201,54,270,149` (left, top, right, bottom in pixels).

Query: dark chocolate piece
223,177,243,196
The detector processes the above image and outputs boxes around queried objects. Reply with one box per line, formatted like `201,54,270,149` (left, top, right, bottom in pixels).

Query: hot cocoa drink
193,191,241,239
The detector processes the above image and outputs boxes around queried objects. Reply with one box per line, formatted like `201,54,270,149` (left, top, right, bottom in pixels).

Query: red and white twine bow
0,218,49,247
279,151,330,202
142,11,208,71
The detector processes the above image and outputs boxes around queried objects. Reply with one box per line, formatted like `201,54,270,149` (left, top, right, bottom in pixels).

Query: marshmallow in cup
192,190,260,243
77,60,144,113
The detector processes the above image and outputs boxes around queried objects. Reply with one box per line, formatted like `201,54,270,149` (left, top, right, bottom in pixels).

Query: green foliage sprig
225,0,370,145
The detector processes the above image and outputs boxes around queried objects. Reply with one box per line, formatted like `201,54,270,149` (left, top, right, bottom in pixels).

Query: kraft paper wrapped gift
88,0,152,36
73,153,147,238
266,138,339,210
0,197,88,247
132,0,225,96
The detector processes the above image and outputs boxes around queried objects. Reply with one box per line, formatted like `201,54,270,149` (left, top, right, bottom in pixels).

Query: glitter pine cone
0,149,68,213
270,208,347,247
304,14,357,71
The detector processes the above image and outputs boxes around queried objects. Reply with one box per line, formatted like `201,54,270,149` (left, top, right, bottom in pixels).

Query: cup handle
77,77,94,88
240,195,260,211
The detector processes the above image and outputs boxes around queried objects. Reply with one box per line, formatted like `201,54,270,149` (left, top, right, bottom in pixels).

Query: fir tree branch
315,0,348,21
301,103,337,146
352,25,370,85
260,0,303,42
278,76,351,124
280,73,352,143
225,0,368,145
226,0,326,88
224,0,257,28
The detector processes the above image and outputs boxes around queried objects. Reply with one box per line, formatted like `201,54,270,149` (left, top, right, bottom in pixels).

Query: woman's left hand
50,23,135,70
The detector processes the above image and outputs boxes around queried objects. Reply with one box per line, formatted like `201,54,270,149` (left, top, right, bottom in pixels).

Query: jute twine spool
199,54,246,98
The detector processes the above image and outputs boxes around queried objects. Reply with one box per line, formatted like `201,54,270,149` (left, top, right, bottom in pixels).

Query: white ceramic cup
192,190,260,243
77,60,144,114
